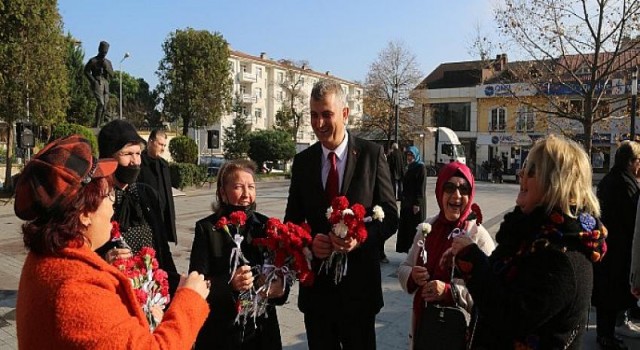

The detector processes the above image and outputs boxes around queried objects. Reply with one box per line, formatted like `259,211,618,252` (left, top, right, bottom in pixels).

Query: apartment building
193,50,363,157
414,53,638,177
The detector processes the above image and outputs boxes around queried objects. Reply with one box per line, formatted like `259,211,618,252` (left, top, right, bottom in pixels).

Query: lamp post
119,52,130,120
393,84,399,144
632,66,638,141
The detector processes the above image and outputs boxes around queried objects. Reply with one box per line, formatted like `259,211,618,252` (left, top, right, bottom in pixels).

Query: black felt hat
98,120,145,159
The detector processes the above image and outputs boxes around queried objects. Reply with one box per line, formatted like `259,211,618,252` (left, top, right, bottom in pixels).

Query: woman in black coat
189,159,288,350
396,146,427,253
448,135,607,349
594,140,640,349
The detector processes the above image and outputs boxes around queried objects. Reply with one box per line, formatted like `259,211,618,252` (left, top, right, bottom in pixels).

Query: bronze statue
84,41,114,127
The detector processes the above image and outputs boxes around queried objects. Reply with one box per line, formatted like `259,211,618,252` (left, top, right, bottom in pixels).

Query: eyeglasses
443,182,471,196
103,190,116,202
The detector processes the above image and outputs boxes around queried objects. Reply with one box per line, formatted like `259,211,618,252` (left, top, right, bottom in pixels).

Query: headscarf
405,145,424,171
435,161,475,226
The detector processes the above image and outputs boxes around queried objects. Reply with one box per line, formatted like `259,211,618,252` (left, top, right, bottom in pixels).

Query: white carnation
372,205,384,221
418,222,432,236
326,207,333,219
333,222,349,238
341,208,354,217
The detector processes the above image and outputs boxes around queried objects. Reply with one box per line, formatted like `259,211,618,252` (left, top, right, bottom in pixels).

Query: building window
254,108,262,122
300,77,305,86
432,103,471,131
277,91,284,101
277,72,284,83
255,87,262,99
516,106,535,132
241,65,247,73
490,107,506,131
256,67,262,79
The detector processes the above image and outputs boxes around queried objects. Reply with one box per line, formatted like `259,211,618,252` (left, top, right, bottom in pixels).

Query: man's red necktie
326,152,339,202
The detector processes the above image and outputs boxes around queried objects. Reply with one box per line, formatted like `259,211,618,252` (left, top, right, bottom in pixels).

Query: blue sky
58,0,494,89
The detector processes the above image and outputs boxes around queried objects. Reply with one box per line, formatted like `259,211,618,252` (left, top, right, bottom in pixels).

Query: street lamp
119,52,130,120
393,84,399,144
631,66,638,141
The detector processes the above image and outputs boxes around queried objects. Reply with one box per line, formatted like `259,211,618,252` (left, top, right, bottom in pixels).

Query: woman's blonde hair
213,159,257,211
522,134,600,217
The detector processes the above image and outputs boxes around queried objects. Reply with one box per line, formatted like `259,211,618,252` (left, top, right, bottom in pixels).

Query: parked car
199,155,225,177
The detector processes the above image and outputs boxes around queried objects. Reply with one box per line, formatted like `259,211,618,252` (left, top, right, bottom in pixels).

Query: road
0,179,638,349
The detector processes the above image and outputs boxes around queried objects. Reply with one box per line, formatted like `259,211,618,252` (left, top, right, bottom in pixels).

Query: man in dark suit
285,80,398,349
138,129,177,243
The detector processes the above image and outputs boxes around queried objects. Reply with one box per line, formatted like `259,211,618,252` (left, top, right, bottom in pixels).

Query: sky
58,0,495,89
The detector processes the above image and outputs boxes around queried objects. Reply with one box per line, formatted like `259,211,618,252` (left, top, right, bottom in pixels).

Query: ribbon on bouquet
320,251,349,285
447,227,468,240
228,234,250,283
417,239,428,264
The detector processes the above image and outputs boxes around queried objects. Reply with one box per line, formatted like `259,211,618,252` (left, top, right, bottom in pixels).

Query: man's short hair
149,129,167,142
311,80,346,107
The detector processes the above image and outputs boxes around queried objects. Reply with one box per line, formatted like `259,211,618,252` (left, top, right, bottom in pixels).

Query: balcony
238,72,257,83
242,94,257,103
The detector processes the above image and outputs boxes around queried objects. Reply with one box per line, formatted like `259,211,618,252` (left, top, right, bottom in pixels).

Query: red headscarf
422,162,476,281
435,161,475,226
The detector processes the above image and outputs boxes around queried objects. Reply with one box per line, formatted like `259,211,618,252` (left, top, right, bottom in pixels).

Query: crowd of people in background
13,78,640,349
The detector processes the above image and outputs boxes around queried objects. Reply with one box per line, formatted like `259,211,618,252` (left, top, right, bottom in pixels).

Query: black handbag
413,259,473,350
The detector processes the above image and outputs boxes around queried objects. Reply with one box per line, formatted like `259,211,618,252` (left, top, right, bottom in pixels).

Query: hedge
169,163,208,189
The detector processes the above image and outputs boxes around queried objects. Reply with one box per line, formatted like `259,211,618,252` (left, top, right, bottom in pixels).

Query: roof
416,60,486,89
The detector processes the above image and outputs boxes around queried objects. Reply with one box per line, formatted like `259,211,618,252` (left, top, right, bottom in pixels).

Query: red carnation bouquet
254,218,315,287
322,196,385,284
112,245,170,332
247,218,315,320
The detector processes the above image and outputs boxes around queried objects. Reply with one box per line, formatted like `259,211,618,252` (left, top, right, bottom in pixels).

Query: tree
362,40,423,148
108,73,155,127
169,135,198,163
0,0,69,189
492,0,640,154
157,28,233,136
273,59,309,143
64,33,94,127
248,129,296,170
223,95,251,159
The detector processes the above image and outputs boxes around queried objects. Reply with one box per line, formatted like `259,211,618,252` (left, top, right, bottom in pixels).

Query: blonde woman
448,135,607,349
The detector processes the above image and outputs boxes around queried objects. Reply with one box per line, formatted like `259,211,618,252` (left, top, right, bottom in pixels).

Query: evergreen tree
64,33,93,126
0,0,69,189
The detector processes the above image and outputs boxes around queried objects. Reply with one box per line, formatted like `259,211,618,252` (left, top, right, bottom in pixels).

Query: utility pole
631,66,638,141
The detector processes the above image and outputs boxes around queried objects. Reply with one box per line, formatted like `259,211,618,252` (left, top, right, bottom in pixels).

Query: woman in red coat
14,135,210,349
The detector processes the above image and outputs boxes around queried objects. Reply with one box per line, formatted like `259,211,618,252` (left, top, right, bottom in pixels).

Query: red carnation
110,221,121,240
351,204,366,220
215,216,229,229
332,196,349,211
230,211,247,226
134,288,148,305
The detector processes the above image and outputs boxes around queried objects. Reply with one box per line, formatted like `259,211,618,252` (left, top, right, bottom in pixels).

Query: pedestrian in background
189,159,288,349
14,135,210,349
398,161,494,349
96,120,180,296
284,80,398,349
448,135,607,349
138,129,177,244
594,140,640,349
388,142,405,200
395,146,427,254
